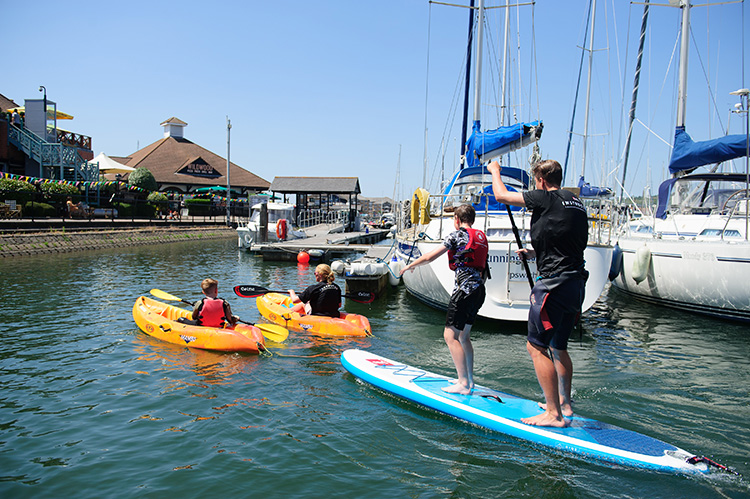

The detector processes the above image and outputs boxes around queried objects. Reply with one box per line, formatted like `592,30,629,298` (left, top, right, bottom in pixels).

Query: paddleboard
341,348,711,474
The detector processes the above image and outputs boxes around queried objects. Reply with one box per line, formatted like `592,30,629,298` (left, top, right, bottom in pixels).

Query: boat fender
387,258,403,286
276,219,288,241
608,243,623,281
331,260,346,275
411,188,431,225
631,244,651,284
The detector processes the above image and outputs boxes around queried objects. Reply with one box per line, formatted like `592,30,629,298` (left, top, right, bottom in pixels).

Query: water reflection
131,333,262,387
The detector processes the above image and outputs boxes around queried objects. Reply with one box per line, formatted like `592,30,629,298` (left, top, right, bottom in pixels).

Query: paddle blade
256,323,289,343
150,288,181,301
234,285,273,298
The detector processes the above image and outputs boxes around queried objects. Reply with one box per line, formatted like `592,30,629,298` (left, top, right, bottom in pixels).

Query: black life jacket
448,227,489,271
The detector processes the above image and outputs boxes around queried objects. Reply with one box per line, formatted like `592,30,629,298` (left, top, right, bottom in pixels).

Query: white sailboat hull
396,214,613,323
612,214,750,322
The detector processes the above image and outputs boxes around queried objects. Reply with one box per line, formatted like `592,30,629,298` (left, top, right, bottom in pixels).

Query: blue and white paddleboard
341,349,710,474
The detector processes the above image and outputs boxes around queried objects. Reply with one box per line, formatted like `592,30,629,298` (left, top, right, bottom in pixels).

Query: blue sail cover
578,175,613,197
465,120,543,168
668,126,749,175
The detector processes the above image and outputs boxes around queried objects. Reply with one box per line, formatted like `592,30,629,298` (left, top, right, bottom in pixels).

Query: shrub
23,201,57,217
39,182,80,198
184,197,211,216
0,178,36,204
128,167,158,192
147,192,168,203
113,201,157,218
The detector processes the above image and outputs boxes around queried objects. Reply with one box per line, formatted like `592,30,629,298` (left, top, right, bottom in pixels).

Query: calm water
1,238,748,498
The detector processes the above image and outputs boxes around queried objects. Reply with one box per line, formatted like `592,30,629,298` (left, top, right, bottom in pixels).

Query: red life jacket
197,297,227,327
448,227,489,271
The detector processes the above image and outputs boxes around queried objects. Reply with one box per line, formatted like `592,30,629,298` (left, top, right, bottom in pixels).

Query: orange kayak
256,292,371,337
132,296,265,353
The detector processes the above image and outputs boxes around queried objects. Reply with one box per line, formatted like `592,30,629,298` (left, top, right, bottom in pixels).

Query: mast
472,0,486,125
581,0,597,178
459,0,476,169
563,0,593,185
676,0,691,131
500,0,510,128
620,0,650,199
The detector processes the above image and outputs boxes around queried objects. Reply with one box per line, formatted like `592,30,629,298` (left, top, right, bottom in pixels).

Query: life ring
410,188,431,225
276,219,288,241
243,233,254,247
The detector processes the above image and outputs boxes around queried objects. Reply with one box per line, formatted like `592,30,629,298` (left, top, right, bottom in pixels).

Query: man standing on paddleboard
489,159,589,428
400,204,489,395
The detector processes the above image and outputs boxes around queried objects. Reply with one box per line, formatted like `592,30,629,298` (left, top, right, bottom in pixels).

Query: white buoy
631,244,651,284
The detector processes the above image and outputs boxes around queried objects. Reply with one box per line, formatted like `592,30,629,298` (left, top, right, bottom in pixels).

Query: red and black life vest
448,227,489,271
196,297,227,327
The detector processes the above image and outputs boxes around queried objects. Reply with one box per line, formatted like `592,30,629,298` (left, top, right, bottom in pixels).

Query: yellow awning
6,106,74,120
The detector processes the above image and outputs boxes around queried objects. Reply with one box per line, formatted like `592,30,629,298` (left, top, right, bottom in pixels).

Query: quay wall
0,226,237,258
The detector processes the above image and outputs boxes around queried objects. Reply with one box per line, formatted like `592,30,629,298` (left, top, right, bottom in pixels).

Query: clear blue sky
5,1,747,200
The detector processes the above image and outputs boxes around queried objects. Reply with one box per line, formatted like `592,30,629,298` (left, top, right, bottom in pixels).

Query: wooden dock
247,228,392,262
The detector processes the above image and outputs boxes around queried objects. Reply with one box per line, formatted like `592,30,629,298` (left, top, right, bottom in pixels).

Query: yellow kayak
256,292,371,337
132,296,266,353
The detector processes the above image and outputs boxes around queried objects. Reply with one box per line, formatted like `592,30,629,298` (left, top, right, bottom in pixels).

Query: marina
0,237,747,498
3,0,749,496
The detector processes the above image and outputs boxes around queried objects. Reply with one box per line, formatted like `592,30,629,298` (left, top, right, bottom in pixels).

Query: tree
128,167,158,192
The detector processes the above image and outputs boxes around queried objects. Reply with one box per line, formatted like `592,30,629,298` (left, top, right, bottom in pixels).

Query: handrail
8,124,96,181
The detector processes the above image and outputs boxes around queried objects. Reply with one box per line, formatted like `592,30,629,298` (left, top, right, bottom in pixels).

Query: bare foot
521,412,569,427
442,383,472,395
538,401,574,417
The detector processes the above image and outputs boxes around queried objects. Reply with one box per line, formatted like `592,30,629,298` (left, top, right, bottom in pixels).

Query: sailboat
611,0,750,322
395,0,613,322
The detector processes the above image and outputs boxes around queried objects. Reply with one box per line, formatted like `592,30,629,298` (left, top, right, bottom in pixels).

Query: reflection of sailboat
395,0,613,322
612,1,750,322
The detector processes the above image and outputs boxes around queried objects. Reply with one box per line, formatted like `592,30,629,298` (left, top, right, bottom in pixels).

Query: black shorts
445,284,486,330
527,275,585,351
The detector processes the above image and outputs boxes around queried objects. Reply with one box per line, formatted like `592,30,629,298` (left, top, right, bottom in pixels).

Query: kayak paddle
149,288,289,343
233,285,375,304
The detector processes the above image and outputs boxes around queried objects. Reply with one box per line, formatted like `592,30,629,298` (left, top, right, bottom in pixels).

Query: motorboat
237,202,307,248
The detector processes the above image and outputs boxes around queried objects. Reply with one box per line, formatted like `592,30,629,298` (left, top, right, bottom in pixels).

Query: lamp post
226,116,232,226
39,85,46,116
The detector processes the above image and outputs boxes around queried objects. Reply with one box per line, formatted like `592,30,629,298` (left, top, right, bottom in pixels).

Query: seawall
0,226,237,258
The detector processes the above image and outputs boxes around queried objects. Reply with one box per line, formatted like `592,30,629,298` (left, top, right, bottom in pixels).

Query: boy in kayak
489,159,588,428
400,204,488,395
192,278,238,328
289,264,342,317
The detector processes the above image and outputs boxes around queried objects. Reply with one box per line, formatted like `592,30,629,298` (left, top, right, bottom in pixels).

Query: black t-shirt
298,282,342,317
523,189,588,278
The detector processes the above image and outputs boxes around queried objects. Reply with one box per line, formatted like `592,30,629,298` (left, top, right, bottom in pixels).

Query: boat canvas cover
465,120,543,167
578,175,613,197
668,126,749,175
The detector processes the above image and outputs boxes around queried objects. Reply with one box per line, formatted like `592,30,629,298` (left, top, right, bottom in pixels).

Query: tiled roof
117,136,270,191
270,176,360,194
0,93,19,111
160,117,187,126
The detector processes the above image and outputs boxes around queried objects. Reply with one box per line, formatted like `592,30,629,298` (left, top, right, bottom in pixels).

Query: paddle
506,205,535,290
233,285,376,304
149,288,289,343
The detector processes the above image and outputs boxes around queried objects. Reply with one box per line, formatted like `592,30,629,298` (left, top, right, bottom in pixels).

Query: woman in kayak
289,264,342,317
